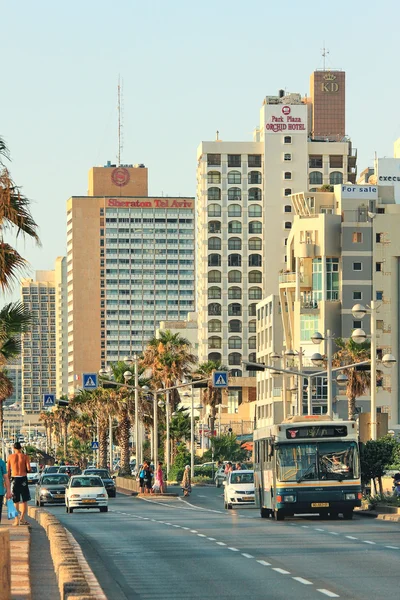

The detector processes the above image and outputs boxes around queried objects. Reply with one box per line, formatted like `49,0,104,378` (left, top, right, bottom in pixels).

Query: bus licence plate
311,502,329,507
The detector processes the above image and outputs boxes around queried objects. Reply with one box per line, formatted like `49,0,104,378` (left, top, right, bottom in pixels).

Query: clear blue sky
2,0,399,300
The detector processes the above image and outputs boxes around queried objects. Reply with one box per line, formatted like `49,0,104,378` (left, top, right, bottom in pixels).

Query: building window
228,254,242,267
228,237,242,250
249,205,262,218
329,155,343,168
248,237,262,250
208,352,222,362
228,352,242,366
248,336,256,349
208,319,221,332
284,153,292,161
376,262,383,272
208,303,221,316
330,171,343,185
353,262,362,271
227,170,241,184
228,187,242,201
284,221,292,229
248,171,262,184
228,286,242,299
228,221,242,234
208,336,222,349
300,315,319,341
353,320,362,329
377,320,384,331
249,286,262,300
208,237,221,250
208,171,221,184
326,258,339,300
249,320,256,333
208,254,221,267
228,204,241,217
249,270,262,283
376,233,383,243
309,171,323,185
309,155,323,168
284,136,292,144
228,270,242,283
208,204,221,217
208,221,221,234
284,188,292,197
208,187,221,201
207,154,221,166
208,271,221,283
248,303,257,316
284,172,292,180
376,291,383,300
208,287,221,299
249,221,262,234
229,320,242,333
228,336,242,349
249,254,262,267
353,291,362,301
352,232,363,243
248,188,262,201
377,208,385,214
228,303,242,316
284,205,292,213
228,154,241,167
248,154,261,167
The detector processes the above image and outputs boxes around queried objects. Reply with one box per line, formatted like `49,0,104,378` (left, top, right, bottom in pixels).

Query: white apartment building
21,271,57,420
55,256,68,397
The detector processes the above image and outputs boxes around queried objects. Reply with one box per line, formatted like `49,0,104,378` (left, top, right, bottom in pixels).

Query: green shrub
192,475,213,484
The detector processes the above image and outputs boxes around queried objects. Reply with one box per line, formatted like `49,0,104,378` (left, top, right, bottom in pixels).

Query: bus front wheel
274,509,285,521
342,510,353,520
261,507,271,519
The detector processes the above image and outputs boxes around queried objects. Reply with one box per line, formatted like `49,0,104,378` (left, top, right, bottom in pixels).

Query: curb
356,509,400,522
27,507,108,600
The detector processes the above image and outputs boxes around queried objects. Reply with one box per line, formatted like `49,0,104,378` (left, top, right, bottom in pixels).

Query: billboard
265,104,308,135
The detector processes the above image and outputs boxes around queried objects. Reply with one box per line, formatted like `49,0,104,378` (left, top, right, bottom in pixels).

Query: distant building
157,312,199,357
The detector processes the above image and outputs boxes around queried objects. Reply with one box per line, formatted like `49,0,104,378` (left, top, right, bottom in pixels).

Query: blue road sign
83,373,98,390
212,371,228,388
43,393,55,408
91,441,99,450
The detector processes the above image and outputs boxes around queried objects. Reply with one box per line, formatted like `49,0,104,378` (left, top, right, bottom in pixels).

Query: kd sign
321,82,339,92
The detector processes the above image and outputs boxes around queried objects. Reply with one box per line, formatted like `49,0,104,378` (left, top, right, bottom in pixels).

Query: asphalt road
34,485,400,600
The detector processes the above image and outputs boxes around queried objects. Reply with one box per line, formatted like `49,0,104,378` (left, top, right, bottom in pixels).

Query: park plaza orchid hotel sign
265,105,307,133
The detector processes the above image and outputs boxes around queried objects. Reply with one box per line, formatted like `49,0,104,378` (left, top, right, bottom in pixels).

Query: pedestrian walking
143,461,153,495
181,465,191,497
0,455,12,523
153,462,164,494
225,462,233,475
7,442,31,526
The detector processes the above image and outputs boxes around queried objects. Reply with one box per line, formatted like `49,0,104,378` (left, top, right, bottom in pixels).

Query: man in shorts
7,442,31,526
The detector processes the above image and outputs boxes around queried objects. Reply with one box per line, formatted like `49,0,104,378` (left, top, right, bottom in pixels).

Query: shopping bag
7,498,19,520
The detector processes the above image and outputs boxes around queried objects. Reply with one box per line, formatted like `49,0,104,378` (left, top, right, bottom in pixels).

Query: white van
27,463,40,484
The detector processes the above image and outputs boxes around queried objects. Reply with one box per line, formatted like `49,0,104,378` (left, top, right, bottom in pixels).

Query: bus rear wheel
274,509,285,521
261,507,271,519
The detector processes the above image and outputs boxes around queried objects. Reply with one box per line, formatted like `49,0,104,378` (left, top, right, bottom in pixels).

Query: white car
65,475,108,513
27,463,40,484
223,470,255,509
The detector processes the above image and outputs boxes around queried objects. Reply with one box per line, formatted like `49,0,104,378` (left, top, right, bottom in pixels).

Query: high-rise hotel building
66,164,195,393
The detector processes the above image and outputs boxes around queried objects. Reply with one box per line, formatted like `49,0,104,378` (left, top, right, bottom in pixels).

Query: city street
36,486,400,600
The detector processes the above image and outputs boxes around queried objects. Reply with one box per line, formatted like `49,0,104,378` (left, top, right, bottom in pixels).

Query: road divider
27,506,107,600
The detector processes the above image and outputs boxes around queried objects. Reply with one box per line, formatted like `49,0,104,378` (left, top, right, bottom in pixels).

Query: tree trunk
378,476,383,496
119,418,131,476
348,395,356,421
0,401,4,446
63,421,68,459
99,426,108,468
210,407,216,438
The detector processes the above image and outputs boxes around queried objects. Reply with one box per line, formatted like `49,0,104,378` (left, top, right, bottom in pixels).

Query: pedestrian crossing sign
83,373,98,390
212,371,228,388
43,393,55,407
91,441,99,450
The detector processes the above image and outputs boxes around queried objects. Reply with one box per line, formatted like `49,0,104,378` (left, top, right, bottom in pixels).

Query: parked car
27,463,40,485
83,468,116,497
42,465,60,474
65,475,108,513
215,465,227,488
58,465,82,477
223,470,255,509
35,473,69,506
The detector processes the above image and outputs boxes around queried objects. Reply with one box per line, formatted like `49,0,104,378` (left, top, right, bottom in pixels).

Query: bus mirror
269,446,274,458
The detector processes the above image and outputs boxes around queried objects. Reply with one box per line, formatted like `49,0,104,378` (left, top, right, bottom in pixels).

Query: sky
1,0,400,301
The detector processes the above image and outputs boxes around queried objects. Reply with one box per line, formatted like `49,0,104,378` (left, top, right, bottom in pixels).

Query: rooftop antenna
322,44,330,71
216,130,219,141
117,76,124,166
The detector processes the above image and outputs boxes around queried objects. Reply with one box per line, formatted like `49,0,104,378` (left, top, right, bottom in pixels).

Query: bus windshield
276,441,359,482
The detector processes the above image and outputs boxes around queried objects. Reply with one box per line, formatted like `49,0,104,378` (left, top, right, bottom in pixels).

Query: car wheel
216,480,221,488
39,501,44,507
227,503,232,510
274,509,284,521
65,506,69,513
35,499,39,507
100,507,108,513
260,507,270,519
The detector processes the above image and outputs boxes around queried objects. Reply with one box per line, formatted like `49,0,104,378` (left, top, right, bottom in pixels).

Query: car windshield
45,467,59,473
276,442,359,482
71,477,103,488
230,472,254,484
84,470,110,478
41,475,69,485
30,466,38,473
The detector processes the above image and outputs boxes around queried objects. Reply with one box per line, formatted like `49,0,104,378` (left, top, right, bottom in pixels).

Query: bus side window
255,442,259,463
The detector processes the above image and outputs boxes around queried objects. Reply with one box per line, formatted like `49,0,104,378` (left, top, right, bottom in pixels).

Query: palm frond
0,370,13,401
0,168,40,243
0,243,29,292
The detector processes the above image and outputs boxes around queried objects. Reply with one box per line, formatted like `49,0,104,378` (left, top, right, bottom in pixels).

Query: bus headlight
345,493,356,500
284,495,296,503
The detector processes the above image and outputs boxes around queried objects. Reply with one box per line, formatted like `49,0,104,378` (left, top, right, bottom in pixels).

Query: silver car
35,473,69,506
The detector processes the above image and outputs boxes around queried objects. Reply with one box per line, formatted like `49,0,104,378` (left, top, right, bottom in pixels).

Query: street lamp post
311,330,334,417
351,302,396,440
165,390,170,479
124,355,140,467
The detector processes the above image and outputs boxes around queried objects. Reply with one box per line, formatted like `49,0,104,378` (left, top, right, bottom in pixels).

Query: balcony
279,272,310,288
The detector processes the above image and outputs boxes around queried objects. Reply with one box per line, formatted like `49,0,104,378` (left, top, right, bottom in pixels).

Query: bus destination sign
286,426,348,440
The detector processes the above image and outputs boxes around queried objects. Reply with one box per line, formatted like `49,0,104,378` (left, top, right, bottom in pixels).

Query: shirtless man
7,442,31,526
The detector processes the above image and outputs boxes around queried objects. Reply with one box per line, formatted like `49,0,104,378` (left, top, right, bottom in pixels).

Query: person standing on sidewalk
7,442,31,526
0,455,12,523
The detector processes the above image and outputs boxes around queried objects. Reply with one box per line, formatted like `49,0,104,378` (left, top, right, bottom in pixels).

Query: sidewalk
0,522,31,600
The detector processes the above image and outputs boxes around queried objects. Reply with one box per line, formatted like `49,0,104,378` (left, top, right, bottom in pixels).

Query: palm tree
107,362,136,476
0,369,13,443
332,337,371,420
52,400,76,460
195,360,225,435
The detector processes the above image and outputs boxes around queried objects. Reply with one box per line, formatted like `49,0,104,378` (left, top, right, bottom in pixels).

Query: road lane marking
257,560,271,566
190,530,198,533
207,537,216,541
181,527,190,530
197,534,206,537
301,525,309,528
317,590,339,598
315,528,325,531
345,536,358,540
228,547,239,552
328,532,339,535
363,540,376,545
272,568,290,575
242,553,254,558
293,577,313,585
172,525,180,528
216,542,226,546
385,545,399,549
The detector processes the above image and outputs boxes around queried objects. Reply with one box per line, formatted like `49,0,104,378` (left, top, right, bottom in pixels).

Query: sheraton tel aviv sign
106,198,194,209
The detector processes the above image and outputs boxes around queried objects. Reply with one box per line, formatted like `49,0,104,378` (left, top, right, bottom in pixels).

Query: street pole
190,385,195,474
326,329,333,417
134,355,140,466
166,390,170,480
109,415,113,472
282,353,287,420
307,378,312,416
298,347,303,416
370,301,377,440
153,392,158,465
96,417,99,468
